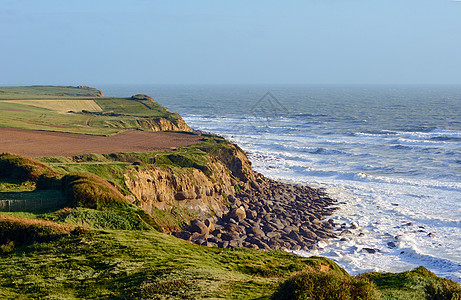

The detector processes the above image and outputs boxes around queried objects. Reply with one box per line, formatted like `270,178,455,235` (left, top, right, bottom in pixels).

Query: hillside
0,86,190,135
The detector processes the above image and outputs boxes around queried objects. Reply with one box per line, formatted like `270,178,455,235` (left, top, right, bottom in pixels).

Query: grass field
1,209,460,299
3,99,103,113
0,86,188,135
0,85,103,99
0,217,345,299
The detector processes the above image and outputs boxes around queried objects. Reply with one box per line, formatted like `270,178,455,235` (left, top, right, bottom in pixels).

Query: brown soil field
0,128,202,157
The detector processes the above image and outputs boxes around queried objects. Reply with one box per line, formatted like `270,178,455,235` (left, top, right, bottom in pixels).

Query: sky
1,0,461,86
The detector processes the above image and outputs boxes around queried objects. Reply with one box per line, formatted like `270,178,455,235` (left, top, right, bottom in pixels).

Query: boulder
248,226,265,237
189,219,209,236
229,206,246,222
228,240,239,248
362,248,377,254
204,219,215,232
173,231,192,241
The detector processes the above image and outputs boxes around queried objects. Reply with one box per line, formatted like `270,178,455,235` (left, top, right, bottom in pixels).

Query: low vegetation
0,85,189,135
272,270,382,300
1,86,460,298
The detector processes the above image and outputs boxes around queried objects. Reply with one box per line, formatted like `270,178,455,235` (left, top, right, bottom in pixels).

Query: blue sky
1,0,461,85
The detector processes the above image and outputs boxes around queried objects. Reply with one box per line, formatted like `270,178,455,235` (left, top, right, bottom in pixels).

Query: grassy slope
0,86,183,135
1,147,460,299
0,220,346,300
1,210,460,300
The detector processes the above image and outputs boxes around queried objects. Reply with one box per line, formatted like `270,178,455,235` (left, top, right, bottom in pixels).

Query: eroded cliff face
144,117,192,132
125,157,239,221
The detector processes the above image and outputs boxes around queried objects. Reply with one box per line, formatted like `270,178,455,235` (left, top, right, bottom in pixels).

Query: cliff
122,136,337,251
124,138,253,228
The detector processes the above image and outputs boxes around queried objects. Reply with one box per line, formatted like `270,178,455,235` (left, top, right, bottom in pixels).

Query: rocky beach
175,172,338,251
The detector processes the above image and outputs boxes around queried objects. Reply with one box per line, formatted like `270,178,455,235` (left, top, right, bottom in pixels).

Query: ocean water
102,85,461,282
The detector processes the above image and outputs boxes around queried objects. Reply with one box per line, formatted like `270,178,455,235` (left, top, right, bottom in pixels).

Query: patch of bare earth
0,128,202,157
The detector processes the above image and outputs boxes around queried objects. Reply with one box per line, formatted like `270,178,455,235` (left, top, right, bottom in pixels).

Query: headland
0,86,459,299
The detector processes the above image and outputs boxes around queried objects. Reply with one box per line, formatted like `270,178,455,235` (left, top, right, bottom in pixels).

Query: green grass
272,270,382,300
0,223,344,299
0,86,188,135
361,267,461,300
0,85,103,99
1,216,457,299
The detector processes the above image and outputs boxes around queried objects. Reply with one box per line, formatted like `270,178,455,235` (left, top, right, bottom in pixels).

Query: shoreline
174,171,339,251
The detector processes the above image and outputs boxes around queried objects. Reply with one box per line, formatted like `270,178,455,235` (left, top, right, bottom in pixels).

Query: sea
101,84,461,282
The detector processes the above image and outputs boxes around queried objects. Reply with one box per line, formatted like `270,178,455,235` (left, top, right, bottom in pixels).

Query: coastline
175,170,339,251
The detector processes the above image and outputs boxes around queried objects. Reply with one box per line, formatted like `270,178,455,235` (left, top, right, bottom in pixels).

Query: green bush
0,153,58,182
425,279,461,300
272,271,382,300
59,207,151,230
0,218,71,247
61,173,128,209
0,240,15,254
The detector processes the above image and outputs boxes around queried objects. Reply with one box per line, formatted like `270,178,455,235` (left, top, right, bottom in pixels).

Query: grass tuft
0,153,59,182
272,270,382,300
61,173,128,209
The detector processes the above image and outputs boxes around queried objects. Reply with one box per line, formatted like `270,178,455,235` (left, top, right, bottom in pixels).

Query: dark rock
248,226,265,237
218,241,229,248
173,231,192,241
174,191,187,201
228,240,239,248
387,242,397,248
221,232,240,241
207,235,221,244
229,206,246,222
190,232,205,241
189,219,209,236
362,248,377,254
211,229,223,238
247,209,258,219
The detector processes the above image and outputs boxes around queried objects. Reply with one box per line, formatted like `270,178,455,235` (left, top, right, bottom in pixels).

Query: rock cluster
173,173,338,251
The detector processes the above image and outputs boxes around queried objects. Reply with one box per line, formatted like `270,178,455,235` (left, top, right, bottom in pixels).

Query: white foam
184,114,461,282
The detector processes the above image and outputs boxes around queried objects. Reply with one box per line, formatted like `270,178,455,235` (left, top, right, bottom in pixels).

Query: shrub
272,271,382,300
0,153,58,182
425,279,461,300
131,94,154,101
61,173,128,209
0,240,15,254
0,215,72,247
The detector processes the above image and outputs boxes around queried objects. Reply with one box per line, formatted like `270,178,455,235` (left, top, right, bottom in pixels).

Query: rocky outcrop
124,140,338,250
139,117,192,132
214,144,255,185
124,156,238,222
176,173,337,251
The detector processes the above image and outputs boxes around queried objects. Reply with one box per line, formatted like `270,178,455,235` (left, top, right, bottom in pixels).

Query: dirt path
0,128,202,157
